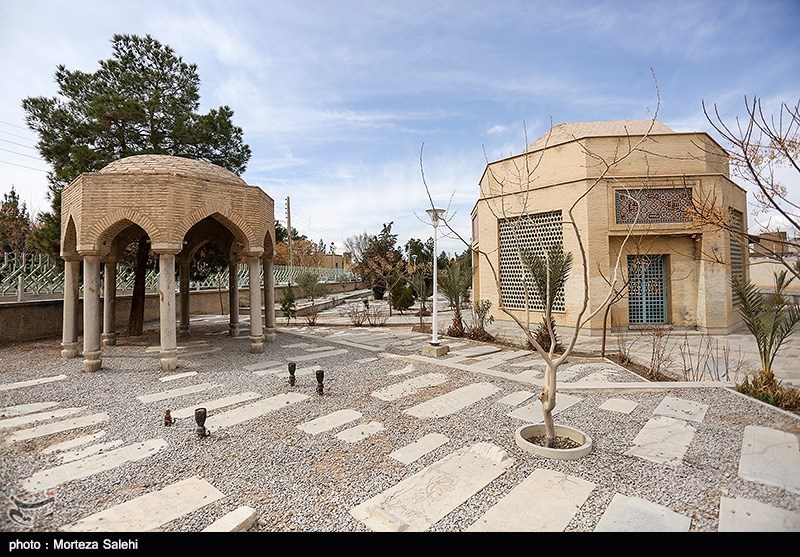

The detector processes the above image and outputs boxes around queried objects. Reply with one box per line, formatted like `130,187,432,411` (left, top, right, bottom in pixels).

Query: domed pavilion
59,154,276,372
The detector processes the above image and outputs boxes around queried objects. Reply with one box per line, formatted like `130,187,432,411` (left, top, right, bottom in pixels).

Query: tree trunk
127,236,149,336
540,362,558,447
601,303,611,358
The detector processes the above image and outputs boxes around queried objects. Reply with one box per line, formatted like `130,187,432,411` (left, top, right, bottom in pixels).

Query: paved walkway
306,291,800,386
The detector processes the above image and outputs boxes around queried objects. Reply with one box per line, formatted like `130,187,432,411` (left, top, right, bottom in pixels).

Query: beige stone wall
472,128,748,335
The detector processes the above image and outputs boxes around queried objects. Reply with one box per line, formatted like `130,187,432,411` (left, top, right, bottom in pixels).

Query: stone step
0,407,86,430
170,392,262,420
403,382,500,419
5,413,110,445
0,401,59,418
0,375,67,392
389,433,450,465
297,409,362,435
136,383,219,404
207,392,309,432
593,493,691,532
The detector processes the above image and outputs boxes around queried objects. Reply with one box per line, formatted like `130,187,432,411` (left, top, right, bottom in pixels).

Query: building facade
470,120,749,336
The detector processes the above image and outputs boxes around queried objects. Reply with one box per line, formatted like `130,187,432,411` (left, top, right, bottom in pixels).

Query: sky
1,0,799,256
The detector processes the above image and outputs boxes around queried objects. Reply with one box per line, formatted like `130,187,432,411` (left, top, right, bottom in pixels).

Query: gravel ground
1,317,799,534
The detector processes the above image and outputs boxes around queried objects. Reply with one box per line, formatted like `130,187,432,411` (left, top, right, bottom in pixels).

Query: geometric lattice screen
498,211,565,311
728,208,744,307
627,254,667,324
615,188,692,224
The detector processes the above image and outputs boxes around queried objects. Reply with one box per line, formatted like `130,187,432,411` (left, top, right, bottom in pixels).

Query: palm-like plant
731,269,800,383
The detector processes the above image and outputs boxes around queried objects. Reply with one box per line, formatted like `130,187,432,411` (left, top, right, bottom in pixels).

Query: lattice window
472,215,479,245
498,211,565,311
628,254,666,324
729,208,744,307
615,188,692,224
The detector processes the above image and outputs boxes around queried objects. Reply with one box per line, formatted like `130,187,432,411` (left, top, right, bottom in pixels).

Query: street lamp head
426,207,446,227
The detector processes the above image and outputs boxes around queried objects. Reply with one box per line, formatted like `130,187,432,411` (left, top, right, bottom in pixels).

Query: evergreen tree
0,187,32,255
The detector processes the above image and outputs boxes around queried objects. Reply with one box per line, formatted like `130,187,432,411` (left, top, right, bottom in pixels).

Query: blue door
627,255,666,324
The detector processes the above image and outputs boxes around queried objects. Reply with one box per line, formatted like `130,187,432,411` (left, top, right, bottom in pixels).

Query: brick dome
98,154,246,186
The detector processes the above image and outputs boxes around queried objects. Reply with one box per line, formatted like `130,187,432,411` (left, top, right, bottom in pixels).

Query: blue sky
1,0,798,256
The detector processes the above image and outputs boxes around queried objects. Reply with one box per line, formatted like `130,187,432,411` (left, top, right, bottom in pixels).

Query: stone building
60,154,276,372
470,120,748,337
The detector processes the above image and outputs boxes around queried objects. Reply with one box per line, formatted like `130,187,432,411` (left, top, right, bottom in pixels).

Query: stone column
264,256,276,342
179,256,191,338
61,258,80,358
248,255,263,353
156,249,179,372
229,261,240,337
82,255,102,372
101,259,117,346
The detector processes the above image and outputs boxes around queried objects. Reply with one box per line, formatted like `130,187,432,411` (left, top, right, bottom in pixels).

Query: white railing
0,252,359,301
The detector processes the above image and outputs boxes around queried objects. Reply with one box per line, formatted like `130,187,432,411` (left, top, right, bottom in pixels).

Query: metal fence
0,252,359,301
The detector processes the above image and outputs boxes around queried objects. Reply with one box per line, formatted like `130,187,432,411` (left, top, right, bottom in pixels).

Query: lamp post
426,207,446,348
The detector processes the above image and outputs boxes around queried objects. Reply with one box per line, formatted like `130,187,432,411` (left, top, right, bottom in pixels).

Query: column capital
77,245,101,256
151,243,184,255
245,247,264,258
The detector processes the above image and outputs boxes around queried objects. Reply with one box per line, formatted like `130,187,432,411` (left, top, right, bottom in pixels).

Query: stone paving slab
22,438,167,493
349,442,514,532
137,383,220,404
654,395,709,423
388,364,415,376
593,493,691,532
288,348,349,362
304,345,343,353
170,392,262,420
283,342,313,349
0,407,86,430
58,440,124,463
159,371,198,382
207,393,309,432
41,430,106,454
389,433,450,465
467,468,595,532
243,360,282,372
0,401,59,418
448,346,502,358
625,415,696,467
738,425,800,494
0,374,67,392
298,409,362,435
718,496,800,532
372,373,448,402
404,383,501,419
61,476,225,532
336,421,385,443
202,505,257,532
355,357,379,363
507,393,583,423
496,390,536,407
5,412,110,445
599,398,639,414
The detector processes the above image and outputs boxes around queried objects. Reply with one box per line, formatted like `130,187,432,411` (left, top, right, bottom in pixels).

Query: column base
101,332,117,346
61,342,79,359
82,351,102,372
160,349,178,372
178,326,190,339
229,323,240,337
250,336,264,354
265,328,276,342
422,343,450,357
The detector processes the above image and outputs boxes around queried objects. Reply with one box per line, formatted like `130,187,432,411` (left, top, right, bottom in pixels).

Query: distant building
470,120,749,336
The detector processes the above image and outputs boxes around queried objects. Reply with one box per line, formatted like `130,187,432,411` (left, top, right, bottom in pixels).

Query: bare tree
692,96,800,280
420,81,663,447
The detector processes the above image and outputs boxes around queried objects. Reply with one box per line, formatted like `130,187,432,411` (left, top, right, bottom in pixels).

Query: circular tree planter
515,423,593,460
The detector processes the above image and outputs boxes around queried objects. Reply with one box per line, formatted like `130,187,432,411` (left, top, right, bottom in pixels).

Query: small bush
391,283,415,314
736,374,800,414
280,282,297,325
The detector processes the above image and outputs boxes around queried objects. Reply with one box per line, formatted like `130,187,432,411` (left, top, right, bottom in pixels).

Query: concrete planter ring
515,423,593,460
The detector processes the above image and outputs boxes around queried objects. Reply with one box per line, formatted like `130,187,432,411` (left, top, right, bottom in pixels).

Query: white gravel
1,318,798,533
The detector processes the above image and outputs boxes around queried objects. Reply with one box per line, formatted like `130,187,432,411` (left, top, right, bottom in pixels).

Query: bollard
194,407,210,438
315,369,324,395
288,361,296,387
